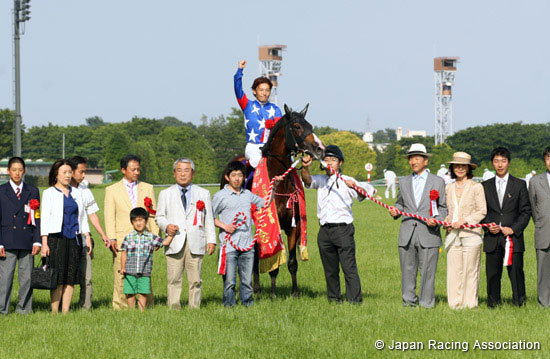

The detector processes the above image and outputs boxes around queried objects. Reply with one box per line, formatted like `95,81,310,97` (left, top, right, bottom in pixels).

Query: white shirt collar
178,183,192,193
9,179,23,193
123,178,138,187
413,170,428,180
496,172,509,183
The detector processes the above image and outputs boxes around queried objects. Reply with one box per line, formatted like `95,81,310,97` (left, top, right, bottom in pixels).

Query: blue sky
0,0,548,134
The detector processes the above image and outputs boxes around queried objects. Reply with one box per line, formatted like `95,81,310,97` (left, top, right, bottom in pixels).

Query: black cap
324,145,344,162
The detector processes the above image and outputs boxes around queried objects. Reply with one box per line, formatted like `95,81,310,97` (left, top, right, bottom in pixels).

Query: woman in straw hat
444,152,487,309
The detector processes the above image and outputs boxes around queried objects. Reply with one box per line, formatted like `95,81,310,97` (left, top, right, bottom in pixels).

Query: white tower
258,44,286,105
434,57,459,144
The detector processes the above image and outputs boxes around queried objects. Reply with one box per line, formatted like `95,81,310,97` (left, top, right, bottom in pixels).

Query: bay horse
221,104,325,297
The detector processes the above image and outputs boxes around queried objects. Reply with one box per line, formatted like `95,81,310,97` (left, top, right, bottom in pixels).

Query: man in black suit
0,157,41,314
481,147,531,307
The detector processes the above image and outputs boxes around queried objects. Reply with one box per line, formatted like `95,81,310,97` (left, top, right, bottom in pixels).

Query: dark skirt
48,234,81,286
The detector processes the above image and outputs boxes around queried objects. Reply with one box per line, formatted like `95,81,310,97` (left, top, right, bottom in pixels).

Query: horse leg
253,242,261,294
286,225,299,297
269,268,279,299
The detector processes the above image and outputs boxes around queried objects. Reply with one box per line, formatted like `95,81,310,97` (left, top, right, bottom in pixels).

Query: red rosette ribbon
28,199,40,226
194,200,205,227
144,197,157,215
429,190,439,217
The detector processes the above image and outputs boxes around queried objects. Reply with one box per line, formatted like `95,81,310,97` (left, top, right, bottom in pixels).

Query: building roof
259,44,287,49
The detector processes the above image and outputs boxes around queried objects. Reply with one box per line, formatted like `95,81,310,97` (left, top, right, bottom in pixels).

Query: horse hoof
270,293,277,300
292,292,299,298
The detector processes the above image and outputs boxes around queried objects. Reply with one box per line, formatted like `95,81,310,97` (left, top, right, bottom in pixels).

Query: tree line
1,108,549,183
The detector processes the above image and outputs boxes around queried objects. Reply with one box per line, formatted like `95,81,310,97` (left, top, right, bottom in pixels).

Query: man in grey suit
529,146,550,307
389,144,447,308
155,158,217,309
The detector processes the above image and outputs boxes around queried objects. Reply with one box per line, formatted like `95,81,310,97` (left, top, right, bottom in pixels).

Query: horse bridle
283,116,314,157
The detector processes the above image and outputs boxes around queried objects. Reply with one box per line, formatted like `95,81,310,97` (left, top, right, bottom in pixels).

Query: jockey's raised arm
234,66,249,110
233,60,282,168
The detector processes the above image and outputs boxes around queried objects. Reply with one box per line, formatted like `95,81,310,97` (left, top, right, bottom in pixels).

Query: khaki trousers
166,241,203,309
446,239,482,309
112,253,154,310
79,245,93,310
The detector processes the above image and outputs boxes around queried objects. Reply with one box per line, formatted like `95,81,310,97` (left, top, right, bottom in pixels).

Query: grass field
1,186,548,358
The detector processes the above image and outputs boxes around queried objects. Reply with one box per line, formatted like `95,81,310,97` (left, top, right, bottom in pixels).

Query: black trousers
317,223,362,303
486,243,525,307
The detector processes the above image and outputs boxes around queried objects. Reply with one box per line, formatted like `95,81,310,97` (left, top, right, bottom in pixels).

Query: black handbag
31,257,58,290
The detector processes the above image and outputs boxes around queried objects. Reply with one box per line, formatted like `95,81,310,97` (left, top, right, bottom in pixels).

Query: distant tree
447,122,550,164
103,131,133,181
373,128,396,143
397,136,435,153
158,116,190,128
313,126,339,137
0,108,16,158
85,116,106,127
197,108,246,178
428,143,455,173
159,126,217,184
315,131,377,181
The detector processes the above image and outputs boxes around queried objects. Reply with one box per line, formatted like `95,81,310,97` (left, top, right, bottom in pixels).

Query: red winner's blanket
251,158,308,273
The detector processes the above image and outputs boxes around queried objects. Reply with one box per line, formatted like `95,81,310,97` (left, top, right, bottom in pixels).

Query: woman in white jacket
41,159,91,313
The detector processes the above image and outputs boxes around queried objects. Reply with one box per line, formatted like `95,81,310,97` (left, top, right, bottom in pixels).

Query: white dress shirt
308,174,365,225
9,180,23,198
412,170,428,208
495,173,509,192
177,183,192,212
547,172,550,187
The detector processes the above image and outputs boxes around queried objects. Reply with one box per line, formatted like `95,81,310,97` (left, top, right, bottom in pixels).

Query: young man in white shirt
384,169,397,199
68,156,111,310
301,145,372,304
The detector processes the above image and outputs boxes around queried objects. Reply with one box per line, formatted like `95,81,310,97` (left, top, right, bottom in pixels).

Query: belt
322,222,348,228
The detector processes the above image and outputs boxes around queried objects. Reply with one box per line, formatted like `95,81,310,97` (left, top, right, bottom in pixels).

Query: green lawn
1,186,548,358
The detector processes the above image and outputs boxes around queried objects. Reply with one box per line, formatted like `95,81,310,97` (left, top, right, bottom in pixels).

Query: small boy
212,161,276,307
120,207,173,311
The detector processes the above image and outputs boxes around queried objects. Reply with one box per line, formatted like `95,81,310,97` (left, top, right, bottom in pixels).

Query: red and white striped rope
320,160,496,230
320,161,515,266
223,211,252,251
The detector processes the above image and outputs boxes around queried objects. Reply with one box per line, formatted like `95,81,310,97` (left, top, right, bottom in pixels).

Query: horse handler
301,146,373,304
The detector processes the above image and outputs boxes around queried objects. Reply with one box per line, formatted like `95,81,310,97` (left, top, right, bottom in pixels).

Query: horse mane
261,114,288,157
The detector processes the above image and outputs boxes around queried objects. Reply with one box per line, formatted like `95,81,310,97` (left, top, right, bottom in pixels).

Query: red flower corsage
28,199,40,226
194,200,205,227
144,197,156,215
196,200,205,211
429,190,439,216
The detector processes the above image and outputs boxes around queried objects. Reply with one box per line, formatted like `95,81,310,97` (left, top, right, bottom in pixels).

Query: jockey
234,60,282,168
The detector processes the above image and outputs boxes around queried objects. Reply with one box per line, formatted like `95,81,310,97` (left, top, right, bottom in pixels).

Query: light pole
13,0,31,157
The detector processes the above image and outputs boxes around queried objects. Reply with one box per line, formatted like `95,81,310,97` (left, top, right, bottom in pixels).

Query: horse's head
281,104,325,160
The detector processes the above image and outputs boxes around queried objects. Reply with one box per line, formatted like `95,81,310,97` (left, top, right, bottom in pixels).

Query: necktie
413,176,422,207
498,179,505,207
181,188,187,212
16,187,21,200
127,182,137,208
